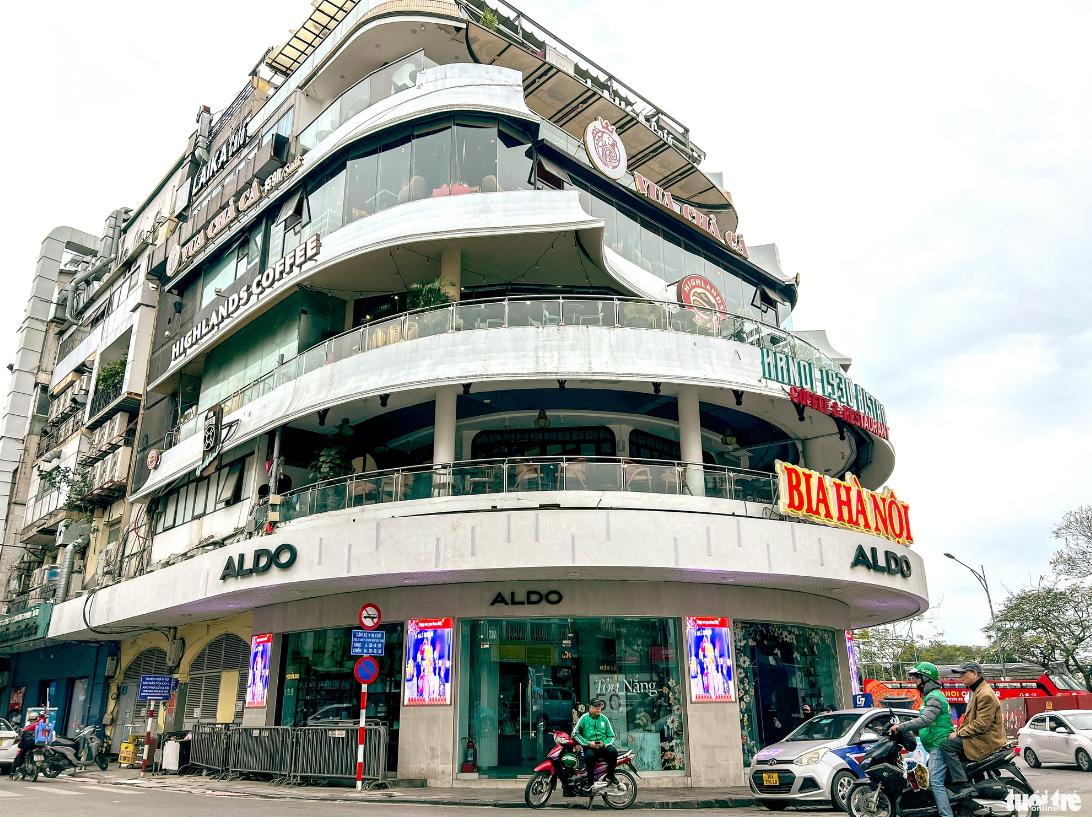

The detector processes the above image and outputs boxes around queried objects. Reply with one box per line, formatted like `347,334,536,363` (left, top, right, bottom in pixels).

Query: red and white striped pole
140,703,155,777
355,682,368,791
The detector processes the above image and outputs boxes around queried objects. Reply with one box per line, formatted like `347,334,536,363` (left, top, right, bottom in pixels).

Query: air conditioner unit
112,411,129,439
114,445,132,481
91,460,105,489
75,374,92,398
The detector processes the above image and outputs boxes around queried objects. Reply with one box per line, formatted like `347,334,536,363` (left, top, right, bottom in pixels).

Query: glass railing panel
565,460,623,492
178,416,199,442
313,483,348,514
398,471,433,501
406,307,452,339
624,461,683,494
454,301,505,331
330,328,364,362
507,300,560,327
733,472,775,504
506,460,562,492
450,462,504,496
301,342,330,376
274,359,300,390
365,317,404,350
703,469,732,500
618,301,666,330
562,300,615,327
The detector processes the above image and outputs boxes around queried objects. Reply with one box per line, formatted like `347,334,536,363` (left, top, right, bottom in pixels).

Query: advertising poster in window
404,619,453,706
246,633,273,708
686,617,735,702
845,631,861,695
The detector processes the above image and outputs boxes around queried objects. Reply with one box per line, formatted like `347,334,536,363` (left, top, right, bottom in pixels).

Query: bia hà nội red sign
774,461,912,545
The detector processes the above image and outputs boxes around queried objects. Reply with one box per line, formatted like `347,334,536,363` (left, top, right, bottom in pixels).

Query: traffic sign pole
356,682,368,791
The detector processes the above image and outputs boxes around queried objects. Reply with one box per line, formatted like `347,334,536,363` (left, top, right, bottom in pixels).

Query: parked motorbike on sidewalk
37,725,110,777
524,730,639,810
846,732,1037,817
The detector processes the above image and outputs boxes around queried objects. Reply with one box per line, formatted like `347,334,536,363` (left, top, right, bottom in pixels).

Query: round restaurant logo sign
166,243,181,278
676,275,726,325
584,118,627,180
146,449,161,470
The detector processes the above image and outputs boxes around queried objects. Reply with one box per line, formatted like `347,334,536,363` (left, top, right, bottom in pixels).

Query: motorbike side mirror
860,730,881,743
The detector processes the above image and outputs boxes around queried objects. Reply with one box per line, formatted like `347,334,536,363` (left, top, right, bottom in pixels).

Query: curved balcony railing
155,295,828,455
255,456,779,527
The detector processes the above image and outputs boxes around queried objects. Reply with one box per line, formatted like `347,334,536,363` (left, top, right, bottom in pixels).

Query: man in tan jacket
940,661,1007,798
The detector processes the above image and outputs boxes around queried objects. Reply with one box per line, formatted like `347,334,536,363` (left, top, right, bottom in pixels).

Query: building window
628,430,680,461
262,108,294,146
471,427,616,459
458,617,686,778
277,624,403,771
154,454,254,533
734,622,844,767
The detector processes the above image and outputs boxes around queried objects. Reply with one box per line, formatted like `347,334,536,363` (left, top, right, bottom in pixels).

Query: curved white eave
301,63,538,175
150,189,605,389
48,496,929,640
135,324,888,501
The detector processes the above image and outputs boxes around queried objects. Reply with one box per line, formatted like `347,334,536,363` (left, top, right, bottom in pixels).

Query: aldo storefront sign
490,589,563,606
851,544,912,579
221,543,297,580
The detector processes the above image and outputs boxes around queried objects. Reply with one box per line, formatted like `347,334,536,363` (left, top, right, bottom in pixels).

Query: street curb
98,778,756,808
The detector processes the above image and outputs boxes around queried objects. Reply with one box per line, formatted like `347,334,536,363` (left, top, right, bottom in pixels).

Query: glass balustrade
297,51,437,154
256,456,780,529
151,295,845,460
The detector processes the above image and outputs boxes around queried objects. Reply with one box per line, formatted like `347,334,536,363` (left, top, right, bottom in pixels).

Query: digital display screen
686,617,735,702
846,631,861,695
246,633,273,708
404,619,453,706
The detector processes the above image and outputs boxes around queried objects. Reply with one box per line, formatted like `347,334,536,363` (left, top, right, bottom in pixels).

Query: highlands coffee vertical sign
170,233,322,363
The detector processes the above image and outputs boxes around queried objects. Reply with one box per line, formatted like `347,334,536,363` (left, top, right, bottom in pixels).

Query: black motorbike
846,733,1037,817
36,725,110,778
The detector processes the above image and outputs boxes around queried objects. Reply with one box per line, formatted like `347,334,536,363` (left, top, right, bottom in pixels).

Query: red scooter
524,730,639,810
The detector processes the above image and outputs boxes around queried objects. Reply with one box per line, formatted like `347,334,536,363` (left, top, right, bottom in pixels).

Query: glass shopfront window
277,624,404,771
733,622,844,766
458,617,686,778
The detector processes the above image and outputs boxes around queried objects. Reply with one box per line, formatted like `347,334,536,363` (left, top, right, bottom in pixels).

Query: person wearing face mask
888,662,955,817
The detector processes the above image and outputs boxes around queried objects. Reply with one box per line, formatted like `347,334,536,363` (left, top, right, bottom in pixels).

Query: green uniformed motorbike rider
888,662,956,817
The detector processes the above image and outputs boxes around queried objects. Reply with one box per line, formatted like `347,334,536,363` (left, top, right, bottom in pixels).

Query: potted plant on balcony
407,276,454,337
308,419,356,513
94,355,127,397
619,301,658,329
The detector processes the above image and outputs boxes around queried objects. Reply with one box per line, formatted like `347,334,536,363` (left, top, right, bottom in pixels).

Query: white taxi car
1018,710,1092,772
0,717,18,770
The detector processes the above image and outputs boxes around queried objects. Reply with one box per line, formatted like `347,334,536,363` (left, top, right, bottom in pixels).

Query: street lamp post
944,552,1007,679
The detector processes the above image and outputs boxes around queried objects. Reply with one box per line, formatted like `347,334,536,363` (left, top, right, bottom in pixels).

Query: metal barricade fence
189,723,231,775
227,726,295,781
293,721,388,787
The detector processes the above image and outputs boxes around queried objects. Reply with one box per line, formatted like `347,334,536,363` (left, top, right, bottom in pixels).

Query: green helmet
907,661,939,681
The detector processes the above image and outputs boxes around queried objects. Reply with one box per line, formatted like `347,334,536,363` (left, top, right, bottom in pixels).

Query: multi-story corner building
1,0,927,792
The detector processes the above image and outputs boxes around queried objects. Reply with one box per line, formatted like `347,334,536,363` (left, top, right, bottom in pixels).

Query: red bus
863,663,1087,718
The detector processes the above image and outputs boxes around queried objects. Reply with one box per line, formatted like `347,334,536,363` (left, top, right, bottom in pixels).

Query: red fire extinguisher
461,736,477,773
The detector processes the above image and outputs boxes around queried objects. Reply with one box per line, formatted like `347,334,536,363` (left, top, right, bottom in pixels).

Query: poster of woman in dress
686,617,735,702
404,618,453,705
246,633,273,708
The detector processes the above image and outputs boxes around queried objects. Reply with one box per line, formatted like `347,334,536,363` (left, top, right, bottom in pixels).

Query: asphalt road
0,759,1087,816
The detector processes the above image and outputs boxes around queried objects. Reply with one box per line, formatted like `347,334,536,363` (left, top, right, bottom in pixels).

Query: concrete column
677,387,705,497
433,386,458,464
440,246,461,301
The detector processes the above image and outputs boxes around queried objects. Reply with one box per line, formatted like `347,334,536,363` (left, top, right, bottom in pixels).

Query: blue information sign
138,674,175,701
351,629,386,656
853,692,875,708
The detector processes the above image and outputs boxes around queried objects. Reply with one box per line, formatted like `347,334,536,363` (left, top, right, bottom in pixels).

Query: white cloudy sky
3,2,1089,645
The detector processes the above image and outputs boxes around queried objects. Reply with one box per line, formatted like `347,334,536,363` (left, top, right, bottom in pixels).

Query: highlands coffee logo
584,118,627,180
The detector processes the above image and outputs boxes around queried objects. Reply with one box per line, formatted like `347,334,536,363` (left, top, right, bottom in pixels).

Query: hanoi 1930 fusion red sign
775,460,913,545
790,385,889,440
761,348,887,435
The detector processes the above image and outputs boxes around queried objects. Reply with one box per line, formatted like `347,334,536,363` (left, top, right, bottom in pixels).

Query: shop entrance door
496,661,569,774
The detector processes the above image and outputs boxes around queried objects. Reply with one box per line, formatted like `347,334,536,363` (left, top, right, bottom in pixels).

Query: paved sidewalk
63,766,756,809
